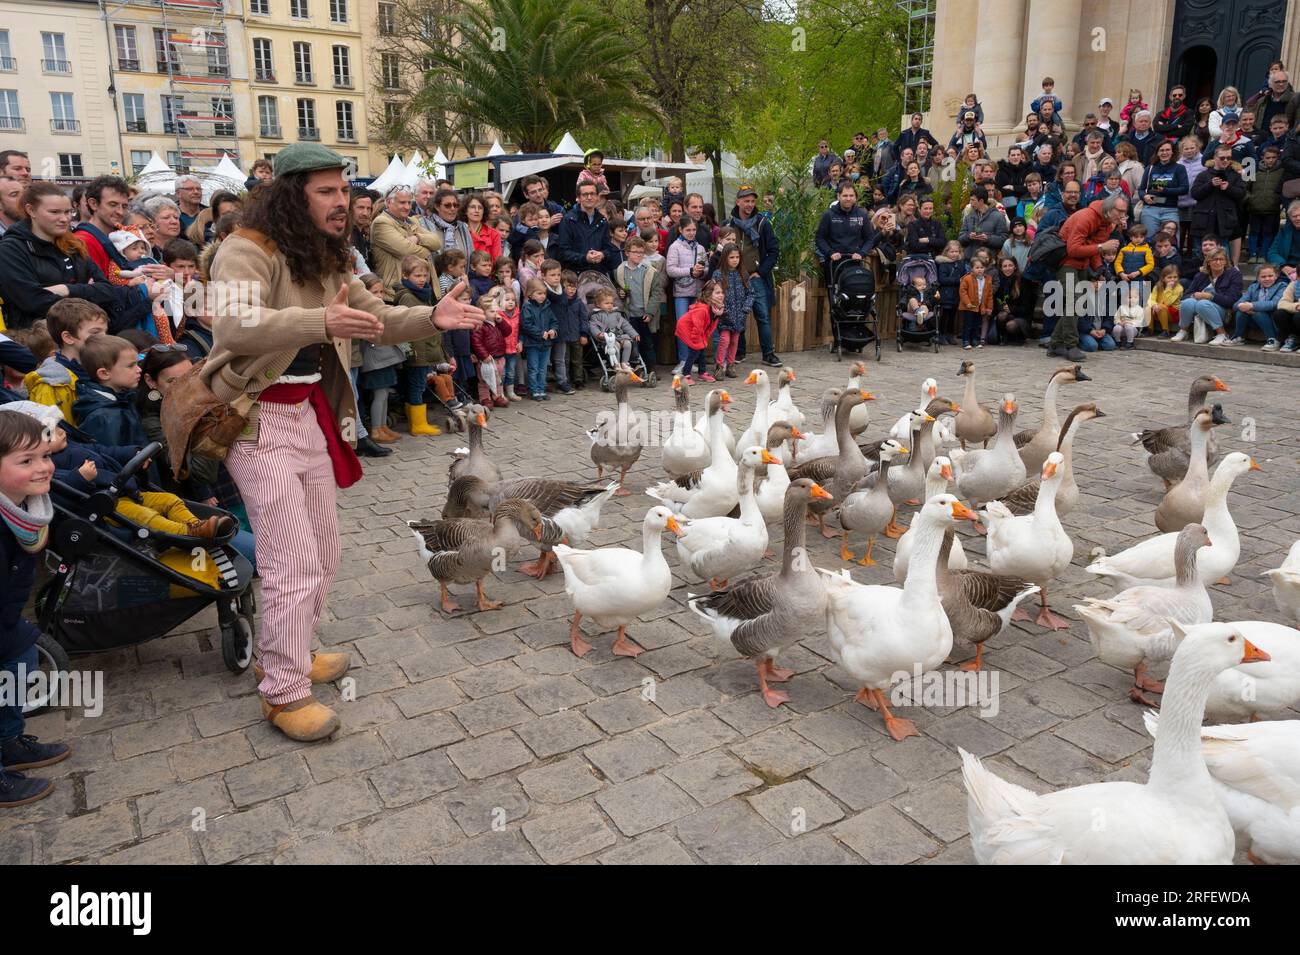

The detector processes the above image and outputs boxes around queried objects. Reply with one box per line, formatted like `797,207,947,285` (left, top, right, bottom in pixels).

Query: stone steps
1135,336,1300,367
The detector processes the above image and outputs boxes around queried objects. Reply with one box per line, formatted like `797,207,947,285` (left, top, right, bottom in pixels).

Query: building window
162,94,185,134
0,30,14,72
130,149,151,174
154,28,177,73
330,0,347,23
332,45,351,87
383,101,401,131
293,42,313,84
206,31,229,77
122,92,146,133
213,96,235,137
167,150,189,174
249,0,269,13
425,112,439,140
113,25,139,72
58,154,83,178
41,32,70,74
290,0,308,19
378,2,396,35
381,53,400,90
0,89,21,131
253,38,274,81
336,100,355,141
901,0,936,117
297,98,318,139
49,92,77,132
258,95,280,137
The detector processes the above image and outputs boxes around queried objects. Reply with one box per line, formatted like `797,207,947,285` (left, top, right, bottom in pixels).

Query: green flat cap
272,142,348,177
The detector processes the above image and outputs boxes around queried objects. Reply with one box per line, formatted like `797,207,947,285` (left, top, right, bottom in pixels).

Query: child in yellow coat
1145,265,1183,338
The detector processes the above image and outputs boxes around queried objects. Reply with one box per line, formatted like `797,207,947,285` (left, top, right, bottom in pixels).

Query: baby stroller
829,259,879,361
576,269,656,391
27,439,257,709
894,257,942,353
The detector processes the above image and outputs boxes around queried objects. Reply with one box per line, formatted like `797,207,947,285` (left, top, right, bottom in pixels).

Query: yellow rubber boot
406,404,441,436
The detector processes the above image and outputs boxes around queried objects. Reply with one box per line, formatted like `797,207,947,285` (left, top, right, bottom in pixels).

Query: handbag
1283,178,1300,200
159,358,256,480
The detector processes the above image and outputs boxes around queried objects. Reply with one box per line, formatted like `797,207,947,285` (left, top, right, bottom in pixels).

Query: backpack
1027,222,1067,272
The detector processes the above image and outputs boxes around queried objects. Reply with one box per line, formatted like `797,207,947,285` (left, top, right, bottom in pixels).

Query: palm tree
390,0,659,154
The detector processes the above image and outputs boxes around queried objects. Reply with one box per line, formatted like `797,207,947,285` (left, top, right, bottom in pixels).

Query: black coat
1190,167,1247,240
905,217,947,257
815,203,875,261
0,522,40,662
0,221,149,331
552,206,618,275
936,257,967,309
995,160,1030,201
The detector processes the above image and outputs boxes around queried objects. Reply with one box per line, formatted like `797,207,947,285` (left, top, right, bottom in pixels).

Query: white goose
952,394,1026,504
961,621,1266,865
675,446,776,590
843,362,871,437
755,422,803,526
1145,711,1300,865
984,452,1073,630
766,366,806,433
790,387,844,463
647,389,739,518
889,376,956,445
894,456,968,581
555,506,684,658
735,369,772,462
1264,541,1300,627
1204,620,1300,722
661,374,711,479
1014,364,1090,476
1076,523,1213,706
1087,453,1260,589
821,494,981,741
694,387,737,458
838,439,907,565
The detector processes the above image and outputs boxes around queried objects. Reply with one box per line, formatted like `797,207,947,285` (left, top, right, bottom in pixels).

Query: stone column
1021,0,1084,123
974,0,1029,133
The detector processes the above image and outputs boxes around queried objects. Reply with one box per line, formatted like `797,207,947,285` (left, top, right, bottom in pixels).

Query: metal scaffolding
100,0,239,171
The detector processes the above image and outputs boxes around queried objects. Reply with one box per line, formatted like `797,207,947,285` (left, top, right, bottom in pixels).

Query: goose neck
781,497,810,574
1147,653,1219,797
1042,375,1062,429
902,512,944,601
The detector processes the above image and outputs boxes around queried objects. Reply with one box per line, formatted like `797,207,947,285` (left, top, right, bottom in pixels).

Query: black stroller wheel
221,614,254,674
644,371,657,386
875,336,883,361
932,336,941,353
600,375,612,392
20,634,71,714
895,335,903,353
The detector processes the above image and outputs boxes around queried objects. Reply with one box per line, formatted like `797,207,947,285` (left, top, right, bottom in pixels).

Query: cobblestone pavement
5,342,1298,865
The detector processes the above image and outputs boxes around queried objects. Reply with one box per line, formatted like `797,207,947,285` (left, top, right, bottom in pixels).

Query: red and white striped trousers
225,399,341,705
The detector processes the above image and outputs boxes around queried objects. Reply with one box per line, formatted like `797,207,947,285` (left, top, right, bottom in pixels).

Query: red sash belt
259,382,363,489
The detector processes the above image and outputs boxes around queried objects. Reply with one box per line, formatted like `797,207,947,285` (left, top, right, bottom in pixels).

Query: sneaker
1262,338,1281,351
559,384,575,395
683,375,694,385
699,372,717,383
1221,336,1242,346
725,364,739,379
762,354,782,367
1209,333,1229,346
508,390,524,402
671,362,685,375
976,341,984,348
541,393,551,401
963,344,973,350
532,393,545,401
0,769,54,808
0,734,71,771
1159,330,1171,339
1281,337,1298,353
1170,330,1188,342
734,353,746,362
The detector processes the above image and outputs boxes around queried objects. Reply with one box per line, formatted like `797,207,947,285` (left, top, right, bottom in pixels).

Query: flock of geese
404,359,1300,865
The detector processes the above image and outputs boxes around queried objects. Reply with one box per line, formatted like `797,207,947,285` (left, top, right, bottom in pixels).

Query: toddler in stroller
576,271,655,390
895,257,941,352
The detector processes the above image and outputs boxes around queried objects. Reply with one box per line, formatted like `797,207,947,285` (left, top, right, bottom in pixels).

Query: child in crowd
497,289,523,401
936,239,968,345
711,243,752,378
517,240,545,290
107,229,161,290
493,255,521,302
1115,223,1155,287
1113,282,1146,349
615,236,664,368
509,203,542,260
661,177,686,214
521,277,558,401
471,286,512,407
492,215,513,254
1228,263,1287,350
468,249,495,301
393,254,443,436
438,248,477,402
576,150,610,196
904,268,941,334
1120,89,1148,129
1000,218,1032,272
70,335,146,446
1146,265,1183,338
1153,232,1182,275
1245,146,1284,263
958,257,994,349
606,219,628,271
0,327,43,401
1017,173,1042,223
675,281,723,383
1030,77,1063,118
1078,272,1117,352
357,276,407,444
552,269,589,393
0,409,69,808
587,288,640,366
156,239,201,343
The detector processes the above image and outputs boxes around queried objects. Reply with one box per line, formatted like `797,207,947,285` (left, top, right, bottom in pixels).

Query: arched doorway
1176,45,1217,104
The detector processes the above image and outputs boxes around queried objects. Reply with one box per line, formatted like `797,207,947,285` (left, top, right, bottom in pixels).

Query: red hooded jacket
675,302,720,350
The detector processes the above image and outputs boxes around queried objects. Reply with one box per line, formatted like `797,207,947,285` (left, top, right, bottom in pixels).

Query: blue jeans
1178,298,1227,330
524,344,550,394
403,365,429,405
1079,331,1116,351
674,297,694,365
748,276,774,357
1139,205,1180,239
680,346,709,375
502,352,517,386
0,644,38,742
1233,307,1278,340
349,368,369,440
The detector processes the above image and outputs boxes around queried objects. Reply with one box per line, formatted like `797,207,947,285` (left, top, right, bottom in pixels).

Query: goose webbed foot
1035,604,1071,630
958,644,984,672
854,686,879,710
611,626,644,657
764,659,795,683
569,611,593,658
1129,686,1162,707
439,584,462,615
475,579,502,612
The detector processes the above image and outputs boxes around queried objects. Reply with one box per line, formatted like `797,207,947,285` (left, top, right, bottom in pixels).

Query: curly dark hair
238,171,352,285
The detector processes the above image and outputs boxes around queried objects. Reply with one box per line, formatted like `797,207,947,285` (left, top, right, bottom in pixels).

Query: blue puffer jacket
1,522,41,663
71,380,147,448
52,435,141,495
936,255,967,309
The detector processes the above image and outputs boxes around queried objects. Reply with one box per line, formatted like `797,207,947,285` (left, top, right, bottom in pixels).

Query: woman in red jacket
675,281,724,383
461,193,503,261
